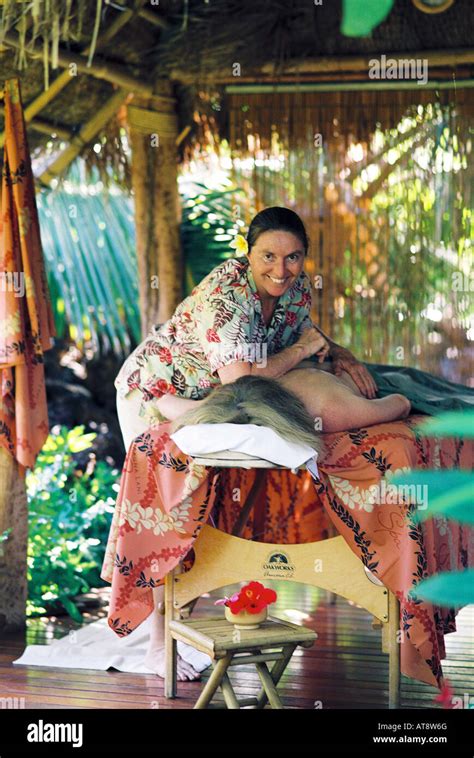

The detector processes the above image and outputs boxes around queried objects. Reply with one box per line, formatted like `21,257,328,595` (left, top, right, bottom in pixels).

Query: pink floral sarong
101,415,473,688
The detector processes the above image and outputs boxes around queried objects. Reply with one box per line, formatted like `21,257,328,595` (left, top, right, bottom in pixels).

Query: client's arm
155,394,206,421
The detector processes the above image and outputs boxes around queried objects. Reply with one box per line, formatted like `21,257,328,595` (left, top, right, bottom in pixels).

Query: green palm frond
180,181,247,295
37,180,141,356
390,410,474,607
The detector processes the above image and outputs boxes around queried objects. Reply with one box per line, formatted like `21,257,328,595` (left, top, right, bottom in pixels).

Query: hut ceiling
0,0,472,188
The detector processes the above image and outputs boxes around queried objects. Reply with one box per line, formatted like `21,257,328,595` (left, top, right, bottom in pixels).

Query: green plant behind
26,426,118,621
390,411,474,608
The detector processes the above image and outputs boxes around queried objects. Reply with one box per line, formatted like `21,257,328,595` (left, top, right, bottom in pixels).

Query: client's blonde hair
170,375,324,456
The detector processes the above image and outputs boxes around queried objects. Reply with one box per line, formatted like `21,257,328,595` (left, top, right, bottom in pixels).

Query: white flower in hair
229,233,249,256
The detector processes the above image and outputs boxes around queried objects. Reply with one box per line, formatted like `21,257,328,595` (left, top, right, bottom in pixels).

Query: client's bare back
277,365,411,433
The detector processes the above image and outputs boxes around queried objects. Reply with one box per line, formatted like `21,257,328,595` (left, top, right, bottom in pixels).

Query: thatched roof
158,0,474,79
1,0,473,189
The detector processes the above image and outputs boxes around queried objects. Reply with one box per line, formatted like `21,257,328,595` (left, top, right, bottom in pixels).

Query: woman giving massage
114,206,412,682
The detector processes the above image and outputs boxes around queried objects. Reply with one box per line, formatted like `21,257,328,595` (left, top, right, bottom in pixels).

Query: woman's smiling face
248,230,306,302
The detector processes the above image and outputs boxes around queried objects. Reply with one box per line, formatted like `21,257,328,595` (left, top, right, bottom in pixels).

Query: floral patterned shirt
115,256,314,423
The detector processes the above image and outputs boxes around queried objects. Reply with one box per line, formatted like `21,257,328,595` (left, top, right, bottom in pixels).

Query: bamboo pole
170,48,474,86
128,125,156,337
262,49,474,74
171,48,474,83
0,105,71,140
0,0,154,147
1,31,154,97
128,89,182,333
137,8,171,29
38,89,129,185
153,127,182,325
223,79,474,93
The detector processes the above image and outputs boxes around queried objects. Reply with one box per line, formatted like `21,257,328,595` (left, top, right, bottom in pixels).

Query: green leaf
414,412,474,439
390,470,474,523
27,424,117,620
409,570,474,607
390,470,472,496
58,595,84,623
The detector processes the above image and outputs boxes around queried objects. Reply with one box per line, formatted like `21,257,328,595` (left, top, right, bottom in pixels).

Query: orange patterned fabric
0,78,55,468
101,415,473,689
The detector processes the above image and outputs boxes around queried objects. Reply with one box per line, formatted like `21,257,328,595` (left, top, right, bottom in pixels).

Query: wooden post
0,449,28,632
127,84,182,336
388,591,401,709
128,125,157,336
164,568,178,699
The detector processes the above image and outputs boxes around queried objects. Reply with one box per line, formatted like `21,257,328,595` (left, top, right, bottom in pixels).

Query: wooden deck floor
1,584,472,709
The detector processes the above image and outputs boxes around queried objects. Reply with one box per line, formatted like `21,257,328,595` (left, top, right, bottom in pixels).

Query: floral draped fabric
0,78,55,468
114,257,313,424
101,415,473,689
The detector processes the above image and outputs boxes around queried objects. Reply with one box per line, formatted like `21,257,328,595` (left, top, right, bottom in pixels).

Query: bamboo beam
0,104,71,140
224,78,474,93
38,89,129,185
96,0,151,47
2,31,154,96
0,0,154,146
138,8,171,29
170,48,474,83
261,49,474,75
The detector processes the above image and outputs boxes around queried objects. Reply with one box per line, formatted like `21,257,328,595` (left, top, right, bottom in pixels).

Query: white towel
171,423,318,472
12,614,212,674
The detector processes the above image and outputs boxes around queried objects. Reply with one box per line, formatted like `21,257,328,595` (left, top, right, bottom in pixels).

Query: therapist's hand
330,345,378,399
296,327,330,363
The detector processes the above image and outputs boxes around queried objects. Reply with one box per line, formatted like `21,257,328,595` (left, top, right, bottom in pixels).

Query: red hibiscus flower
227,595,247,614
158,347,172,364
146,386,164,398
206,328,221,343
293,291,312,308
156,379,169,394
144,379,177,402
226,581,277,615
285,311,297,326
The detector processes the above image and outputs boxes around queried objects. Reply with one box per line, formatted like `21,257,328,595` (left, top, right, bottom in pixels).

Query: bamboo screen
228,89,473,384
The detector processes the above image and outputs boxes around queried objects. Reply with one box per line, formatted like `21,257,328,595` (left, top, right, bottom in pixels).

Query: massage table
164,450,401,708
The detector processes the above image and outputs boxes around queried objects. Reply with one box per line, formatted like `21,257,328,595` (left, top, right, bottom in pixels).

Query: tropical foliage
26,425,118,620
231,101,472,378
36,100,472,382
390,411,474,607
180,180,247,294
37,161,140,355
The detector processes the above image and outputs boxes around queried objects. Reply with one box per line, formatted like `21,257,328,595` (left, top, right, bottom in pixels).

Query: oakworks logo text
262,551,295,578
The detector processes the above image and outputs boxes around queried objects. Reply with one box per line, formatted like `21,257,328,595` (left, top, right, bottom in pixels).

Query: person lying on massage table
153,210,411,433
114,205,410,682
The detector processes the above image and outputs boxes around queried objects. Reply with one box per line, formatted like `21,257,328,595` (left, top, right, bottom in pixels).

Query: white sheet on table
171,423,319,475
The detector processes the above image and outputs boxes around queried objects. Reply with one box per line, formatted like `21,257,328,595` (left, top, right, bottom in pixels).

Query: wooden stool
168,614,317,709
